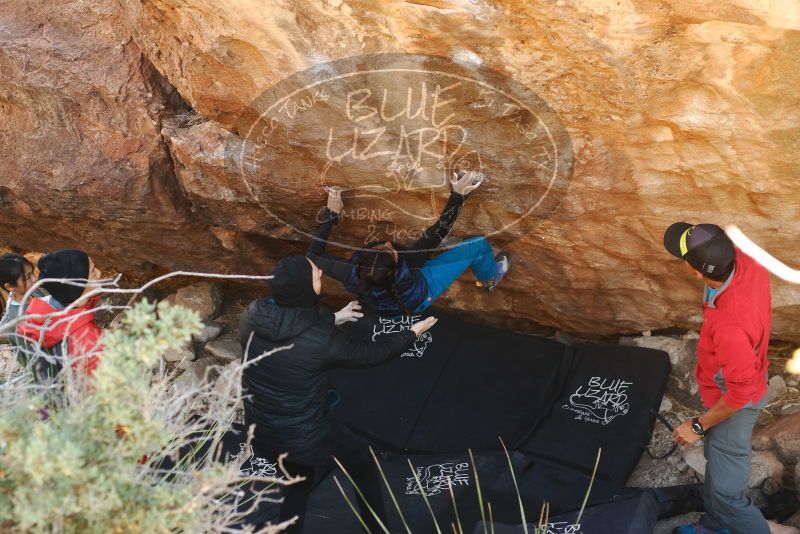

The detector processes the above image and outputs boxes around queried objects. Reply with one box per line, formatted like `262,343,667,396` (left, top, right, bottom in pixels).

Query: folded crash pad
520,342,672,486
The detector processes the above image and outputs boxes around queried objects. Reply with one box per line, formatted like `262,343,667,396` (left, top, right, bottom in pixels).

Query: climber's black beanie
37,249,90,306
269,255,320,308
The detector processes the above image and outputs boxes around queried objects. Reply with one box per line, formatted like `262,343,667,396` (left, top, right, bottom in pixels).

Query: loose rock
796,462,800,499
211,360,243,400
766,375,788,404
166,283,223,321
0,346,20,376
163,346,195,364
205,334,243,363
193,321,224,343
553,331,574,345
781,403,800,416
627,453,695,488
177,355,195,371
659,396,673,414
172,358,215,393
753,413,800,463
683,447,783,489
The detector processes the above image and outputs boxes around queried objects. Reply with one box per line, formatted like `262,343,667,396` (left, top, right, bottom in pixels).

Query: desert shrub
0,300,284,534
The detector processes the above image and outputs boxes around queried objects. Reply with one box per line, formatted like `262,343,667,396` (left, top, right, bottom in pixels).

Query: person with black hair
663,223,771,534
307,171,511,316
0,253,48,365
239,254,437,533
16,249,104,378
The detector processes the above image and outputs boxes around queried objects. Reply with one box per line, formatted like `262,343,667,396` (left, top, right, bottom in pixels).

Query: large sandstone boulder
2,0,800,339
620,334,701,408
0,0,252,277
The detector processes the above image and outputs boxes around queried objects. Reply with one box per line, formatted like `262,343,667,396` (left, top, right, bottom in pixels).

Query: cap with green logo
663,222,735,279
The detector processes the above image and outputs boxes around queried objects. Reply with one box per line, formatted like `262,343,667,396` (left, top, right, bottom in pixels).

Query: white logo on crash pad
372,315,432,358
406,461,470,496
562,376,632,425
233,443,283,479
541,522,582,534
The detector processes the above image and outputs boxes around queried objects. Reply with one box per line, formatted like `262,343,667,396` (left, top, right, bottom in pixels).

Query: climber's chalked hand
326,188,344,214
410,316,438,337
451,170,485,196
334,300,363,325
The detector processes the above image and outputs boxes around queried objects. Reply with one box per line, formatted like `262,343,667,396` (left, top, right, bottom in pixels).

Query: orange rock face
1,0,799,339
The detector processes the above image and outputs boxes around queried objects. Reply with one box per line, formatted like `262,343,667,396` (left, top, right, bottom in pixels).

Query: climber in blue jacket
307,171,511,316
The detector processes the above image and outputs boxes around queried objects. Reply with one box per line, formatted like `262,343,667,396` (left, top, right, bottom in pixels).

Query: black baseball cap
663,223,735,280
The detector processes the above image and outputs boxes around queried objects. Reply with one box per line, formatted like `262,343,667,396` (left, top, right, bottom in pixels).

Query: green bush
0,301,282,534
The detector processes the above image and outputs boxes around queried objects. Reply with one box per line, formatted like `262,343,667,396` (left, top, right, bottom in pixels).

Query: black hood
239,299,320,347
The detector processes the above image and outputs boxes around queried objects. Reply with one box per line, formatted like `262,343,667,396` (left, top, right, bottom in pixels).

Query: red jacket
696,248,771,410
17,296,102,376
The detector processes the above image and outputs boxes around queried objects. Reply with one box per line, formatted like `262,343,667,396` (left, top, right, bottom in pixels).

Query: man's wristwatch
690,417,706,436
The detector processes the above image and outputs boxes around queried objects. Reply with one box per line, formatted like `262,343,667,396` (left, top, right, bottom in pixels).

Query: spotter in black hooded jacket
239,298,415,465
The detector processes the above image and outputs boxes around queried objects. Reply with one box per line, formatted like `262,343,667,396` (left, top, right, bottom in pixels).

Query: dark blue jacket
307,192,465,316
344,250,427,316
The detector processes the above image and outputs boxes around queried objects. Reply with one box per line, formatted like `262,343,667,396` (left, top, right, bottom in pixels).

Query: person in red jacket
664,223,771,534
17,249,103,378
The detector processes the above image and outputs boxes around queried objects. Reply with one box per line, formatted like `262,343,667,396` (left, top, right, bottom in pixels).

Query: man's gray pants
700,394,769,534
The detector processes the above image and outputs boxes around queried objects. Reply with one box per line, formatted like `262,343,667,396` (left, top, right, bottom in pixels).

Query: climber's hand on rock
334,300,363,325
410,316,438,337
451,170,485,196
327,188,344,214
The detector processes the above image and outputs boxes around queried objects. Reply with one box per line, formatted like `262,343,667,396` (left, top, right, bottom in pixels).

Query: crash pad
177,312,671,532
331,313,573,452
474,489,660,534
520,342,672,485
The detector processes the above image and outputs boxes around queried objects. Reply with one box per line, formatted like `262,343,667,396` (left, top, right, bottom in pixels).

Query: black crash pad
168,313,671,533
331,313,572,453
520,342,671,485
303,450,532,533
474,489,660,534
326,313,670,529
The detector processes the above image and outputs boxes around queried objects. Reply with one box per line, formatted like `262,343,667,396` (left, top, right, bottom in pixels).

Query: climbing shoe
476,252,511,292
672,523,730,534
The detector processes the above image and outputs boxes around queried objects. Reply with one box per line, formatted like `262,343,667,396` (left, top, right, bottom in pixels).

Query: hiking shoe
477,252,511,292
673,523,731,534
